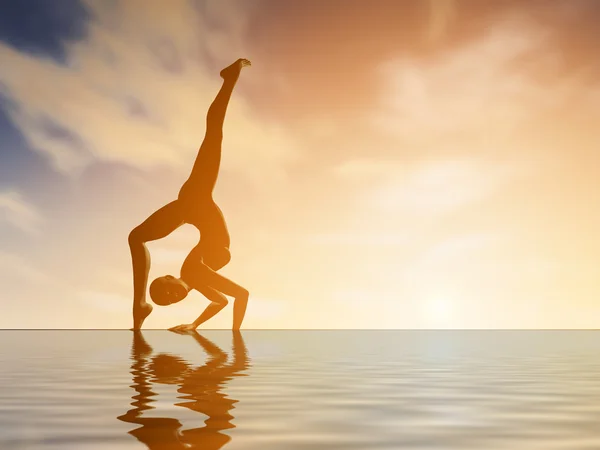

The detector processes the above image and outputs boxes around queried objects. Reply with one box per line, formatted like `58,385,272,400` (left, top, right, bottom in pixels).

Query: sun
422,294,455,328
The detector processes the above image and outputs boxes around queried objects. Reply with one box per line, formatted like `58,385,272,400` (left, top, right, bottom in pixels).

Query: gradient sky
1,0,600,329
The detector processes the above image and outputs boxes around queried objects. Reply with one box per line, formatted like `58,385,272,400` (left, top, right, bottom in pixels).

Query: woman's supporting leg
191,286,230,328
128,200,185,329
182,263,250,330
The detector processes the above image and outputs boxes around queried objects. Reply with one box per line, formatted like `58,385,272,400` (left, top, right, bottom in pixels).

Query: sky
1,0,600,329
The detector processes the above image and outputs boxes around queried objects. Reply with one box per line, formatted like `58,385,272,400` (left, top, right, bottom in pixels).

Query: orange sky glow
1,0,600,328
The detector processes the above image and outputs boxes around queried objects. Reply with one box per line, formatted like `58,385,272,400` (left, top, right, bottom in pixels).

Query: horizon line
0,328,598,331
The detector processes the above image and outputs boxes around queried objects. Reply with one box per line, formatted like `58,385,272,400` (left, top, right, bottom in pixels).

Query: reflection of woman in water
118,331,250,449
128,58,251,331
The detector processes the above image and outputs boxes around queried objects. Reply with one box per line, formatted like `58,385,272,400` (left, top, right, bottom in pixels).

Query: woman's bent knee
128,228,141,246
128,226,149,246
215,298,229,307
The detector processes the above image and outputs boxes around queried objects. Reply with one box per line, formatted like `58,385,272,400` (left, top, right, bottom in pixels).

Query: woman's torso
178,180,230,248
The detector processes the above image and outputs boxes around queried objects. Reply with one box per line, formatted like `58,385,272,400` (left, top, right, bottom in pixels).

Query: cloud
411,232,504,268
79,290,130,313
246,296,286,321
0,190,42,234
328,14,569,218
427,0,457,44
372,14,561,140
0,0,299,182
307,232,410,247
334,156,524,218
150,247,190,265
0,250,54,285
333,159,399,181
368,158,521,215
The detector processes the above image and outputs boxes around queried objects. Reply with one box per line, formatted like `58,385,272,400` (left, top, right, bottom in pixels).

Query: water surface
1,330,600,449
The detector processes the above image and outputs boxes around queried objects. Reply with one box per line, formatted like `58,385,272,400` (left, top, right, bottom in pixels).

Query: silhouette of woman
118,330,250,449
128,58,251,331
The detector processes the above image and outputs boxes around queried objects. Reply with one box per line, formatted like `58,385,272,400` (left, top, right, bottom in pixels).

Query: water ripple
1,330,600,449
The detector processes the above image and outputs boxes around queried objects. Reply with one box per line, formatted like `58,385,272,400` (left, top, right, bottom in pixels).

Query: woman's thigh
130,200,185,242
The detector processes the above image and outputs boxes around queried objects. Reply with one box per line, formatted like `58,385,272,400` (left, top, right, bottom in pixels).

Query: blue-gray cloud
0,0,90,63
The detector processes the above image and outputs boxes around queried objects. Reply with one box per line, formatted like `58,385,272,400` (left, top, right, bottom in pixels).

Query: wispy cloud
307,232,410,247
329,14,569,218
79,290,130,313
0,250,53,285
334,155,525,218
149,246,190,266
372,14,561,140
0,0,298,182
333,159,400,181
0,190,42,234
367,158,522,216
2,0,600,329
427,0,457,44
246,296,286,321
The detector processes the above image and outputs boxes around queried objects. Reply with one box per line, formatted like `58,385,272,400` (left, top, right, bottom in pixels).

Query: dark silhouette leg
182,263,250,330
191,285,230,328
187,58,251,196
128,201,185,329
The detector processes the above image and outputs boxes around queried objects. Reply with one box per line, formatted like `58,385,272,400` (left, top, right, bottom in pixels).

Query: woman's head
149,275,189,306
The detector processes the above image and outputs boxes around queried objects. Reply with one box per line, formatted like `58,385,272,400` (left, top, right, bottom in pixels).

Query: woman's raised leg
188,58,251,196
